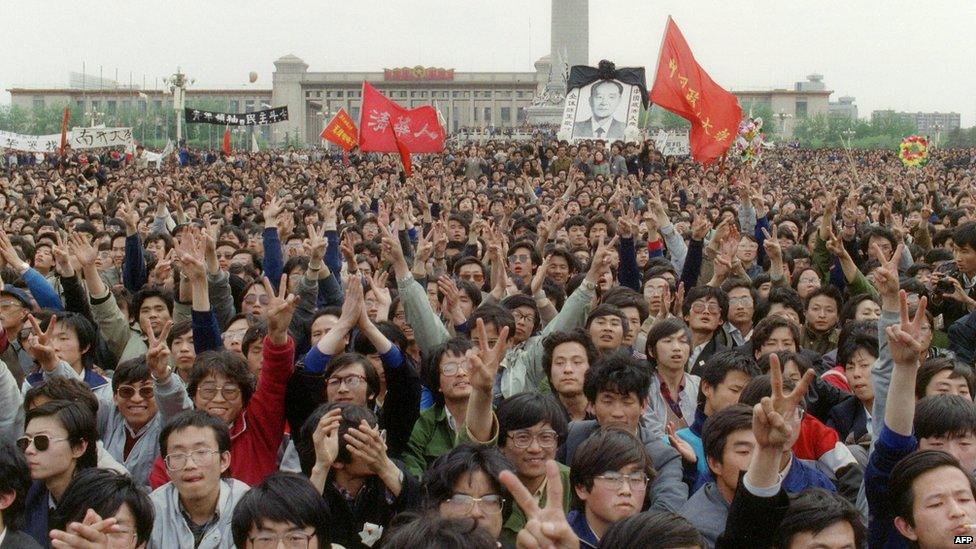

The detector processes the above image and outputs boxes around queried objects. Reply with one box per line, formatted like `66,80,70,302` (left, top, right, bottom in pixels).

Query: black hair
296,402,378,473
837,331,879,368
24,377,99,416
952,221,976,250
158,409,232,457
756,350,812,377
583,354,651,405
804,284,843,312
167,318,193,347
590,79,625,97
585,303,630,336
756,286,805,325
890,450,976,528
569,427,655,508
599,510,705,548
421,338,473,406
682,285,729,321
601,287,650,324
542,329,598,386
915,357,976,400
500,294,541,335
52,469,154,545
698,349,759,403
24,400,98,470
130,287,174,323
750,315,801,358
322,352,381,407
381,514,498,549
469,304,517,339
241,320,268,356
0,439,30,529
914,394,976,440
778,488,865,549
701,404,753,470
839,293,881,325
111,355,151,393
860,225,897,255
739,374,798,408
421,444,512,512
644,317,691,364
41,311,99,371
496,393,569,449
231,472,331,548
188,349,257,407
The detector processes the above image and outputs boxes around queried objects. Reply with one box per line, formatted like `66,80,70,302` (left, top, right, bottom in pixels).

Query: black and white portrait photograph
562,78,642,142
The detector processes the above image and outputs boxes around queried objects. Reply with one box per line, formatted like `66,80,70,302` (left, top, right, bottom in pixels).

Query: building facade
871,109,961,136
731,75,833,137
829,95,858,120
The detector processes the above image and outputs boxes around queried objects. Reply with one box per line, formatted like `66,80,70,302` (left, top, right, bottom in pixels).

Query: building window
107,101,117,113
483,107,491,123
795,101,808,118
246,100,254,112
500,107,511,122
76,100,85,112
122,100,131,110
32,98,45,110
350,107,360,120
230,100,239,112
91,100,101,110
154,100,162,111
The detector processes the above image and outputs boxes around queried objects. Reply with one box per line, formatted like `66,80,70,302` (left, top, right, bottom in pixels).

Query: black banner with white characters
184,106,289,126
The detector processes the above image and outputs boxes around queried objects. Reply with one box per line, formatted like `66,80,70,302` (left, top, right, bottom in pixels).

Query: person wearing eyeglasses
422,444,513,543
567,427,656,548
150,410,248,549
21,400,99,547
462,391,571,547
48,468,154,549
295,403,420,548
681,287,729,375
231,472,331,549
97,350,192,486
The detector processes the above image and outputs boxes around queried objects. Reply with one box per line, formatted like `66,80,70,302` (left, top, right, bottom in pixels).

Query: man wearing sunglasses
98,351,192,486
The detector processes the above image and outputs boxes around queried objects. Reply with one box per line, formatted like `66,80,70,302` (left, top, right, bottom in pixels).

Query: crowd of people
0,134,973,549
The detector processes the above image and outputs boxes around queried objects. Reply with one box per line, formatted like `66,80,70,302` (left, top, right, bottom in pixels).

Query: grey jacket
679,482,728,549
149,478,249,549
96,374,193,486
643,372,701,438
556,419,688,513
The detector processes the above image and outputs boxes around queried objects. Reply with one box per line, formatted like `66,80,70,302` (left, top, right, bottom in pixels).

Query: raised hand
465,317,510,394
49,508,121,549
585,236,619,284
530,254,552,297
312,408,342,469
500,460,579,549
27,314,59,371
141,318,173,381
666,421,697,465
117,199,140,236
262,275,297,345
52,232,75,278
691,215,711,241
262,194,284,227
874,242,904,310
337,275,364,331
886,290,929,367
754,353,814,450
305,222,328,264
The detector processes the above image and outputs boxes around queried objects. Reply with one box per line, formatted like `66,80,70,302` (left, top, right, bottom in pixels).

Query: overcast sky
2,0,974,126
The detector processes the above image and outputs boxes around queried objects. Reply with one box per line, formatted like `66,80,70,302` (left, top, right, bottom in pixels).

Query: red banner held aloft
222,127,231,156
650,16,742,166
320,108,358,151
358,82,444,154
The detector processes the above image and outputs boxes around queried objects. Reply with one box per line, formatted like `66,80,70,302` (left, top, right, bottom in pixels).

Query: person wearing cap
0,286,36,386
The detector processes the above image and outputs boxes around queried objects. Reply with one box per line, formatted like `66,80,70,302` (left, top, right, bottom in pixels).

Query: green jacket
501,463,573,546
812,234,879,299
403,404,459,478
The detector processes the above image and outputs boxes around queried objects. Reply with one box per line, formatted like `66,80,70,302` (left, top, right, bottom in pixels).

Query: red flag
394,133,412,177
320,108,358,151
358,82,444,153
650,17,742,165
222,127,231,155
58,107,70,154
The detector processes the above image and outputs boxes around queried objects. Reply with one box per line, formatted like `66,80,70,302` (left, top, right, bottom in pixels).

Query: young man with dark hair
557,354,687,513
679,403,754,546
584,304,629,355
0,439,41,548
298,402,421,548
914,394,976,473
915,357,975,400
601,287,649,352
750,315,802,361
422,444,513,542
719,277,757,348
801,285,843,354
151,409,248,548
231,472,331,549
682,286,728,373
716,355,864,548
676,350,758,482
931,221,976,327
49,468,154,549
542,329,598,422
568,427,656,547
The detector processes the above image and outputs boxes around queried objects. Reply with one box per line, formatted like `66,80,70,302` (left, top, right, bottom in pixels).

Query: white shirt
589,117,614,137
688,342,707,371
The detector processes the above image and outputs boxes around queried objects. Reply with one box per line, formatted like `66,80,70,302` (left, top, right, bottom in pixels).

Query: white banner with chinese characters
654,129,690,156
0,127,134,153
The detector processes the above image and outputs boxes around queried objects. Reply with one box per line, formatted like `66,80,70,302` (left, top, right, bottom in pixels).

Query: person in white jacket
149,410,248,549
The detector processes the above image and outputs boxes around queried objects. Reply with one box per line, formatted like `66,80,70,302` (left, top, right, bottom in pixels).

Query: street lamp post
775,111,793,137
84,109,103,128
163,67,194,145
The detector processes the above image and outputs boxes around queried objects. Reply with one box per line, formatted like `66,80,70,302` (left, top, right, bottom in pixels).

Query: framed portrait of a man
560,78,642,143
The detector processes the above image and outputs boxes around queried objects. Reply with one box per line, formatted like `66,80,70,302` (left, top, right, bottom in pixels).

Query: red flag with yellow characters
320,108,358,151
650,16,742,165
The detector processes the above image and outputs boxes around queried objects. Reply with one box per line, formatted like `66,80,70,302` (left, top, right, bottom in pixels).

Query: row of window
306,89,531,100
